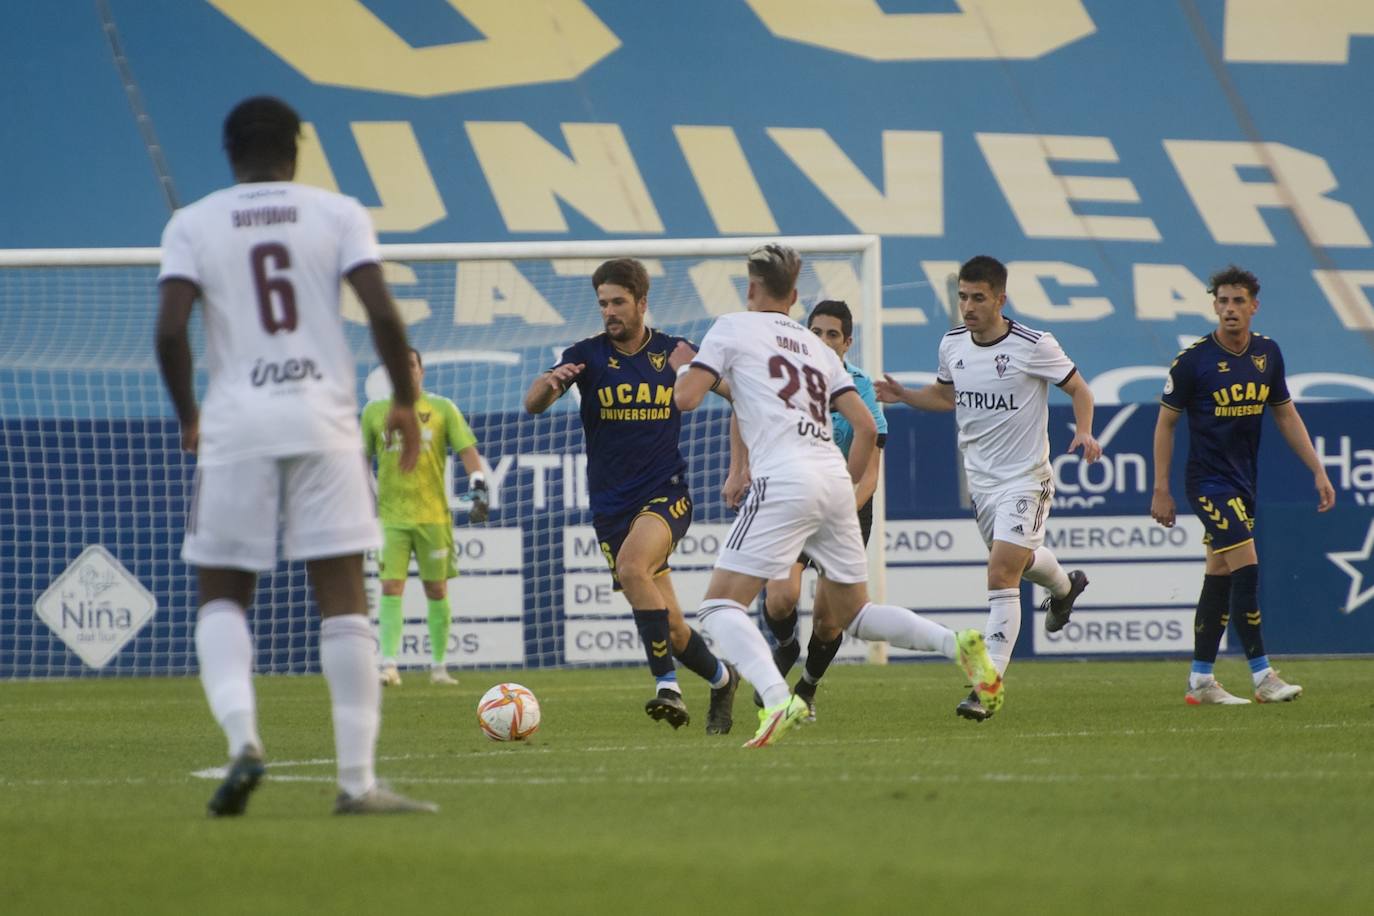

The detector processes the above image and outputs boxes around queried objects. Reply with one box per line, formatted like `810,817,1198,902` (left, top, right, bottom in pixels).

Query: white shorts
716,472,868,584
972,476,1054,551
183,450,381,572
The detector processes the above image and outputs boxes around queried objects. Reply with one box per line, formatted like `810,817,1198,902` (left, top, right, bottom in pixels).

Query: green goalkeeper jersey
362,392,478,526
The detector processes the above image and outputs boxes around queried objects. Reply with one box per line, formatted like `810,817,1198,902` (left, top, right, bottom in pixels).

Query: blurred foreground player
156,96,436,815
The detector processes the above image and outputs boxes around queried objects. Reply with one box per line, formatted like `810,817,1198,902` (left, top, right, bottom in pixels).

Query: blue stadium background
3,1,1373,674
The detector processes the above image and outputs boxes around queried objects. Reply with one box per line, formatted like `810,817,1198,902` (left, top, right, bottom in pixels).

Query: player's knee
614,559,653,590
765,585,800,618
380,579,406,597
422,581,447,600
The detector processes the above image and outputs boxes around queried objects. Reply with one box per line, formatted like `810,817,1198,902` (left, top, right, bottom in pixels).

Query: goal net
0,235,883,678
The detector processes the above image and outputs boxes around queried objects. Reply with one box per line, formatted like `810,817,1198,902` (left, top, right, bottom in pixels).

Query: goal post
0,234,886,678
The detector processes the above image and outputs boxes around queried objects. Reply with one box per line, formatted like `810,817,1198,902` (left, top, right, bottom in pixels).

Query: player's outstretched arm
1151,406,1181,527
875,374,955,412
348,263,419,471
155,278,201,454
524,364,582,414
834,390,877,485
1271,401,1336,511
1060,373,1102,462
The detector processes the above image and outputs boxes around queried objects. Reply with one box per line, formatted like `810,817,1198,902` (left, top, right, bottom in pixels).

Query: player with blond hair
676,244,1003,748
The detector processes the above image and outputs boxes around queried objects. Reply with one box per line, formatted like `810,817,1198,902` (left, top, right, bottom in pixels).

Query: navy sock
798,633,843,693
1229,564,1266,660
674,628,725,686
764,605,799,647
1193,574,1230,665
632,609,677,683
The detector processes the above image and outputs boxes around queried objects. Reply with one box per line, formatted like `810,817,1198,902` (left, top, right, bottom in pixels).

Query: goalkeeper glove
468,473,489,524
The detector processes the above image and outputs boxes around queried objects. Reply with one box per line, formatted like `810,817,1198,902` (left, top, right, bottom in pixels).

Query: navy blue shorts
1190,491,1256,553
592,481,693,591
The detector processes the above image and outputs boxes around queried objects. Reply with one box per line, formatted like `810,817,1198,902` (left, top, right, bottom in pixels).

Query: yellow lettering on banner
1005,261,1113,322
296,122,444,233
340,262,428,325
454,261,564,326
467,122,664,234
977,134,1159,241
688,260,748,316
1132,264,1214,321
207,0,618,96
1225,0,1374,63
350,124,444,232
768,129,942,236
1164,140,1371,247
674,126,779,234
1312,270,1374,330
746,0,1094,61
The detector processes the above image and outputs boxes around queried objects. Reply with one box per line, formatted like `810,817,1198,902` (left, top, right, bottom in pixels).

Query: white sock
984,588,1022,676
845,603,956,658
320,614,380,797
698,599,789,707
1023,547,1071,598
195,599,262,759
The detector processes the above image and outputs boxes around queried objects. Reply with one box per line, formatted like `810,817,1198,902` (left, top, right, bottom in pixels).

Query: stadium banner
12,3,1374,400
5,400,1372,676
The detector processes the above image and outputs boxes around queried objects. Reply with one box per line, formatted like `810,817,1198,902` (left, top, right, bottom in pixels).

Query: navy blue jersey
556,329,689,518
1160,332,1291,501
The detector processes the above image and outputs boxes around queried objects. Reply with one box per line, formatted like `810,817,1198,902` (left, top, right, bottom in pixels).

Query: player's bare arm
874,373,956,412
854,434,882,508
673,366,716,412
722,414,751,509
154,277,201,454
348,262,420,472
1151,405,1182,527
833,389,877,485
670,339,731,402
523,363,584,414
1059,372,1102,462
1270,401,1336,511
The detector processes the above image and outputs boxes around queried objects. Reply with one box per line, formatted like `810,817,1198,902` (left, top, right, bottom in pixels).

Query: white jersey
158,182,379,465
936,320,1076,492
693,310,856,480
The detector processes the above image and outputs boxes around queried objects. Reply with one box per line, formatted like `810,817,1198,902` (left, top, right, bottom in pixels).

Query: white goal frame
0,234,888,671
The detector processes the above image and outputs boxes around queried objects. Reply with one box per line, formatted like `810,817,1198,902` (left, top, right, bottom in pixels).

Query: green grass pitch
2,658,1371,916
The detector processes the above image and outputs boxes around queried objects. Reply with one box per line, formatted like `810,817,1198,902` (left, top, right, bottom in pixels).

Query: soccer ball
477,683,541,741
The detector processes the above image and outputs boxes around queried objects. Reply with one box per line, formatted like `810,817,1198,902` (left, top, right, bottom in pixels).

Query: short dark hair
747,244,802,299
808,300,853,339
958,255,1008,293
591,258,650,302
409,347,423,369
223,96,301,171
1207,265,1260,298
